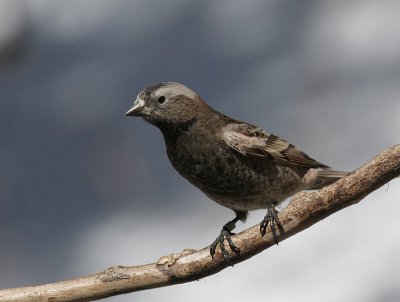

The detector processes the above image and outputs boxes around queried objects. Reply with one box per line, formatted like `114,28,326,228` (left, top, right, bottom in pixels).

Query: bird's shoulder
220,121,328,169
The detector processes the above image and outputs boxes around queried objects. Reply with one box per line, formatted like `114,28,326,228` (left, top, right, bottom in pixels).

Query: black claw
260,218,268,237
225,233,240,256
210,215,242,265
209,228,240,265
260,205,283,244
210,242,217,259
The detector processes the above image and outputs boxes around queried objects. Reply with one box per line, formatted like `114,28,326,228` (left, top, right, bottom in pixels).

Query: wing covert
222,123,328,169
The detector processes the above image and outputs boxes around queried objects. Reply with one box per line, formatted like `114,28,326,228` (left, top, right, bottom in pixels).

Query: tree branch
1,145,399,302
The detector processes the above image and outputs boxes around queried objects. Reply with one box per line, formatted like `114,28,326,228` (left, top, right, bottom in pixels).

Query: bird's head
125,82,211,131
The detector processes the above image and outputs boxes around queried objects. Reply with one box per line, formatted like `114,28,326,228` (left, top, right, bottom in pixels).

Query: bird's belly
168,149,303,211
202,167,303,211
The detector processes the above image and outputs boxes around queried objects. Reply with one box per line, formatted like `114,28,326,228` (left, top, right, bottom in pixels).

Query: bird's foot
260,205,283,244
210,226,240,265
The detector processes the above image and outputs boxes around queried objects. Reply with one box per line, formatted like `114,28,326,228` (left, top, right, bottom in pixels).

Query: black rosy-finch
126,82,347,263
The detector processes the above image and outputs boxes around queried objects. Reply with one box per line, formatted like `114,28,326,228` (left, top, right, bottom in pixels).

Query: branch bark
1,145,399,302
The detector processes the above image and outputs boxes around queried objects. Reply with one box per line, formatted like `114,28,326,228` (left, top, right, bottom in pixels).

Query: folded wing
222,123,328,169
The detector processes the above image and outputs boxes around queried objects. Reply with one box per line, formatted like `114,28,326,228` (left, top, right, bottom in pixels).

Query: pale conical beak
125,98,146,116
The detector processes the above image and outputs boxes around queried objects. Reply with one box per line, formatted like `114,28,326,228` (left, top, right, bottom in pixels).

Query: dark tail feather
307,169,348,190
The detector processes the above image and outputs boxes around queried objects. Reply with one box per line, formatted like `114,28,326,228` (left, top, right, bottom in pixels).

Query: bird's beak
125,98,147,116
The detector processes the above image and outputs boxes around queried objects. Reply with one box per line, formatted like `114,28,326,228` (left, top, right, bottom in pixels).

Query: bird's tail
304,169,348,190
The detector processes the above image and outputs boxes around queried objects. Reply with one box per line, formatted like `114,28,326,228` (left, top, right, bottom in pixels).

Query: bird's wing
222,123,328,169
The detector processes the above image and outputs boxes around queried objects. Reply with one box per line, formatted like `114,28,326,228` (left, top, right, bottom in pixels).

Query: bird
125,82,347,263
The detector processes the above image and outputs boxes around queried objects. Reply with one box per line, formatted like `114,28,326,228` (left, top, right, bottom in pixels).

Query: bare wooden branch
1,145,399,302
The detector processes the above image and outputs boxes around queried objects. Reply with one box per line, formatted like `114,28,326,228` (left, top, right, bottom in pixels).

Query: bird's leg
260,202,283,244
210,215,241,265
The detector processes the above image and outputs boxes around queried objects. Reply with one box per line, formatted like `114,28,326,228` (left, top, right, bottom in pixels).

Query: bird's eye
157,96,167,105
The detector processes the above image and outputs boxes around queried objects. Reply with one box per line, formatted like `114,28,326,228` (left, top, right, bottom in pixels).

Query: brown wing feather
222,123,328,169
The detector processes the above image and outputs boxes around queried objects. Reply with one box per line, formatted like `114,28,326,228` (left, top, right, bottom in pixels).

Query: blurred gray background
1,0,400,301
